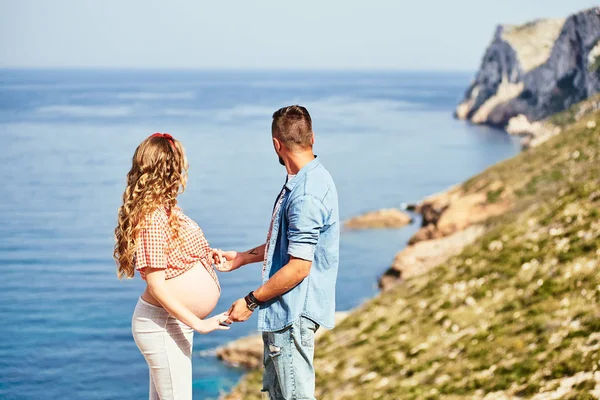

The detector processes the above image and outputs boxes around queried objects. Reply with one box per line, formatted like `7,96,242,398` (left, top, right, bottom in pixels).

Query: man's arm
227,256,310,323
228,194,326,322
217,244,266,272
254,256,311,302
243,244,266,264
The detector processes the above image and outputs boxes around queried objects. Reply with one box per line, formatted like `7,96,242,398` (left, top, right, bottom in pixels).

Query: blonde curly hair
114,134,188,279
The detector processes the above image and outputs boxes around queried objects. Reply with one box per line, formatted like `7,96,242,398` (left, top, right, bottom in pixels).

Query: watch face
245,297,258,310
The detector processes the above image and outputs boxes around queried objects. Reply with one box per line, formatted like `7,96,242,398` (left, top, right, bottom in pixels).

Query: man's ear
311,132,315,145
273,137,282,152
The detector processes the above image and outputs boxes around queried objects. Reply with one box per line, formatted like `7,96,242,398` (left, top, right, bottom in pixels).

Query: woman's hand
211,248,225,267
214,250,243,272
212,245,264,272
194,312,231,334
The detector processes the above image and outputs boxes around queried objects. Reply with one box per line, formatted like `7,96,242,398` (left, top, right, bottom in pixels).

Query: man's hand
215,251,244,272
227,298,253,323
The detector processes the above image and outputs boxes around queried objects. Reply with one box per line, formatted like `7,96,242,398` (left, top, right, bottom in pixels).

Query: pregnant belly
165,263,220,319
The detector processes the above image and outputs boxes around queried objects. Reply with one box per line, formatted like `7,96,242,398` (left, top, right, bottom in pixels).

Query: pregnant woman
113,133,229,400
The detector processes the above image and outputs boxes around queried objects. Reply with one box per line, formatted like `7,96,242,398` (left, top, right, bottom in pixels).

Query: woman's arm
145,268,229,333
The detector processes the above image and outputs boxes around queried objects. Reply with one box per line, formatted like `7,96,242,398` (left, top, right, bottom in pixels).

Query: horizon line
0,66,476,74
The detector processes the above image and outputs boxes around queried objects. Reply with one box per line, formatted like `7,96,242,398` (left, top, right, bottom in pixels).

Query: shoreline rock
377,178,514,289
409,180,512,245
344,208,412,230
506,114,562,149
379,225,484,290
215,335,264,369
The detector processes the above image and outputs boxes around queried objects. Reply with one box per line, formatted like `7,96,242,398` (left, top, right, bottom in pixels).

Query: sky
0,0,597,71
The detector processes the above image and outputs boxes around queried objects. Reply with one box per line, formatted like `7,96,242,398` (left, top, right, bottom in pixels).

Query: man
220,105,340,399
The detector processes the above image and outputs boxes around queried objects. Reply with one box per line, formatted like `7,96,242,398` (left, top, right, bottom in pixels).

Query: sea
0,69,520,400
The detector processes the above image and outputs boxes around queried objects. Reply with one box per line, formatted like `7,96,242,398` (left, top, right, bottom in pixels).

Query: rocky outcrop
216,312,349,369
378,180,513,289
379,225,484,291
345,183,513,291
505,114,561,149
344,208,412,230
377,95,600,290
456,7,600,127
215,334,264,369
408,181,512,245
506,93,600,149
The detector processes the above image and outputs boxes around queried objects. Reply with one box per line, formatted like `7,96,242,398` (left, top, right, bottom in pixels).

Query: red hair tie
149,133,175,148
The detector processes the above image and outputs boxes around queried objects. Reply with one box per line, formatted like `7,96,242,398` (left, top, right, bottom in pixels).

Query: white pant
132,297,194,400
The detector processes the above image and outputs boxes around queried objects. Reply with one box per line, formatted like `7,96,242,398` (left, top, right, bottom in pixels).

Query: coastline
2,69,521,400
221,96,600,399
379,95,600,291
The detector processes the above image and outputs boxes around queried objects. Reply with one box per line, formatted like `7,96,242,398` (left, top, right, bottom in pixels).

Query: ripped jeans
261,316,320,400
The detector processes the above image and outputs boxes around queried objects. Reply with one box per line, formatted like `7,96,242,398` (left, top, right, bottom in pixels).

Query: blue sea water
0,70,520,400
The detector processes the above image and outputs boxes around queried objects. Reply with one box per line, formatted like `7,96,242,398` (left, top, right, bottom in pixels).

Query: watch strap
244,291,263,311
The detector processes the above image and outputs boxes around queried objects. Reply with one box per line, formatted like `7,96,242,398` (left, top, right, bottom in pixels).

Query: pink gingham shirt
134,207,220,290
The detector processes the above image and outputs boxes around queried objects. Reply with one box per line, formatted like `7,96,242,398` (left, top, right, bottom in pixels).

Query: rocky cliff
456,7,600,128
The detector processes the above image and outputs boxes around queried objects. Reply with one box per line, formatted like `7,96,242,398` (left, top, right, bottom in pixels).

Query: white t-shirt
262,175,296,276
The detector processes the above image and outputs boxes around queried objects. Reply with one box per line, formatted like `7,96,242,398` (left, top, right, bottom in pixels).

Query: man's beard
278,155,285,166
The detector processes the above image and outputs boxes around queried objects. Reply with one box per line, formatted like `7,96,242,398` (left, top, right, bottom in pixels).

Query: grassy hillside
225,102,600,400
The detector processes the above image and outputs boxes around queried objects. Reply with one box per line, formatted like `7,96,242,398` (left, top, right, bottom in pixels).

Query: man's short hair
271,105,313,149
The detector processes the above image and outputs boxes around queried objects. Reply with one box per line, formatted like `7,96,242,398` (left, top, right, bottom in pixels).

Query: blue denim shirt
257,157,340,332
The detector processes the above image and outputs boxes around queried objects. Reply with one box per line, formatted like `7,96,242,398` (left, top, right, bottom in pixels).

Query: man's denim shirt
257,157,339,332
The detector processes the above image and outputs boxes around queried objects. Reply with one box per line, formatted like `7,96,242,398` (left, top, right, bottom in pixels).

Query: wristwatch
244,291,263,311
